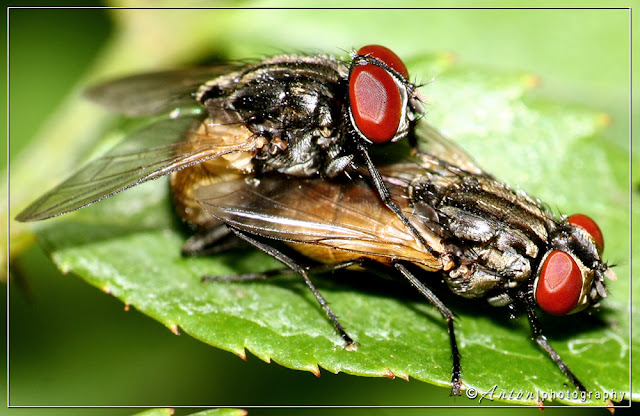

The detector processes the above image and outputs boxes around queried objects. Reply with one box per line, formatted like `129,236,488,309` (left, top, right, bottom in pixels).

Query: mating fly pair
16,45,614,396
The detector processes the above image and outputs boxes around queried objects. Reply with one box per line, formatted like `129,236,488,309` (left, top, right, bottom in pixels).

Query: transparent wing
85,66,236,117
196,175,442,269
366,121,487,187
16,116,258,221
414,121,486,175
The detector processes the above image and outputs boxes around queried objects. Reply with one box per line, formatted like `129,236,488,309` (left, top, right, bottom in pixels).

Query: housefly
193,123,614,395
16,45,430,252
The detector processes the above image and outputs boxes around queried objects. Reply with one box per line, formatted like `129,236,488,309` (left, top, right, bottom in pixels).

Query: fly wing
16,116,258,222
413,122,487,176
375,122,491,190
85,66,236,117
196,175,443,270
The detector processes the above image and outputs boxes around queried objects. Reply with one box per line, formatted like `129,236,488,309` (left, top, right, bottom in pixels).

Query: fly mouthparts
604,268,617,281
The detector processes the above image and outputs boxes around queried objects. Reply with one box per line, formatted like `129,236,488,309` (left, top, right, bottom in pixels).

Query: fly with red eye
14,43,434,355
391,147,614,393
16,45,432,260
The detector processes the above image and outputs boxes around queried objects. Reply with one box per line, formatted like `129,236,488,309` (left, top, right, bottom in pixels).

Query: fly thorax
200,54,348,180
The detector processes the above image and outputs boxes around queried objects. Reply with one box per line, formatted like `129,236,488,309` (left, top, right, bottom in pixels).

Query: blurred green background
3,2,635,415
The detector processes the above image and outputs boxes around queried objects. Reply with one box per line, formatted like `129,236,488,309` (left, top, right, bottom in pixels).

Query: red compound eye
536,250,583,316
568,213,604,253
357,44,409,78
349,64,403,143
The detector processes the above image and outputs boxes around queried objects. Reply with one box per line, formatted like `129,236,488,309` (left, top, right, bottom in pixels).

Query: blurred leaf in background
4,2,634,413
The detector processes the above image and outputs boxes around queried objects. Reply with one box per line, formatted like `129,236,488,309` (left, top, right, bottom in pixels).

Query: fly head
532,214,613,316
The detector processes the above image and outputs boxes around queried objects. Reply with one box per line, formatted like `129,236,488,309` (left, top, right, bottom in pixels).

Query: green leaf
9,6,631,409
29,54,631,407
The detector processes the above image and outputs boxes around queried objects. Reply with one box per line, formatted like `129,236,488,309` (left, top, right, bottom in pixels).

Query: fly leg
517,291,587,392
357,143,435,257
203,259,361,283
203,267,294,282
394,262,462,395
182,224,243,256
221,226,357,348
